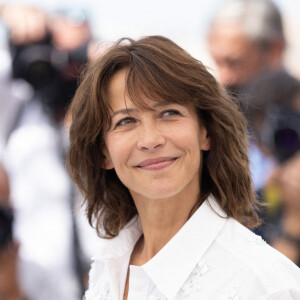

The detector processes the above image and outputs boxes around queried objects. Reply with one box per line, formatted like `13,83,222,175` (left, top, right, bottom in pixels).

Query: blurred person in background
208,0,285,97
207,0,298,189
0,4,102,298
244,71,300,266
0,13,31,159
207,0,300,266
266,152,300,267
207,0,289,192
0,161,59,300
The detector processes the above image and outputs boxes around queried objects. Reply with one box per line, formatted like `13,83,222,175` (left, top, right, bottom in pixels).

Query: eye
114,117,136,128
160,109,182,118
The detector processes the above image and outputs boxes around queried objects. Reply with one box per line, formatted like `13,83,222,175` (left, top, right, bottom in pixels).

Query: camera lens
274,128,300,161
26,60,55,88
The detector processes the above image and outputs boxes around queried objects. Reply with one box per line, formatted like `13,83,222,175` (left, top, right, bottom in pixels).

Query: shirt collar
92,196,227,299
142,196,227,299
92,215,142,261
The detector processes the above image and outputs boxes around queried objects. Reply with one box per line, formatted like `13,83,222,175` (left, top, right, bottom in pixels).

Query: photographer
266,153,300,266
244,69,300,266
0,5,98,299
0,162,58,300
3,4,91,123
207,0,300,266
207,0,290,191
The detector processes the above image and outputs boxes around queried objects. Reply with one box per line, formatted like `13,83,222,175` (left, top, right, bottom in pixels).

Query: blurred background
0,0,299,299
0,0,299,77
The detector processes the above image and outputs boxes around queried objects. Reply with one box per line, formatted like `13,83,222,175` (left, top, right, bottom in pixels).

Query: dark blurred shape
262,108,300,163
11,35,88,117
0,204,13,251
9,8,90,119
244,70,300,163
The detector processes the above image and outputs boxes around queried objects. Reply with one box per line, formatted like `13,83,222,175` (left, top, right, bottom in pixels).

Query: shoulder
213,217,300,295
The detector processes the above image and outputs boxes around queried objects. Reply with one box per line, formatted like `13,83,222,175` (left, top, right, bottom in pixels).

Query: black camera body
243,69,300,163
260,107,300,163
10,34,88,116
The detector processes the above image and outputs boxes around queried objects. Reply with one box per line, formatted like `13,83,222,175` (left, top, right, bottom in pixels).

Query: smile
136,157,178,171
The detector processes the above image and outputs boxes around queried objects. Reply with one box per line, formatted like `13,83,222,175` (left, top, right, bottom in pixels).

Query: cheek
176,125,202,155
105,135,131,168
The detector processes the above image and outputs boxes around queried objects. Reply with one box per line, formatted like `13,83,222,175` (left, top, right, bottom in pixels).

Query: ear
102,147,114,170
201,136,211,151
200,129,211,151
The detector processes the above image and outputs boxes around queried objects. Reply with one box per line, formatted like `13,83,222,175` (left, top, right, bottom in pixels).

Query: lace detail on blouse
84,278,110,300
221,287,241,300
176,260,211,298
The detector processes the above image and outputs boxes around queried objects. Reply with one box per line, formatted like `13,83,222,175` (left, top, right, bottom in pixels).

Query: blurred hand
49,12,91,51
0,5,48,45
268,151,300,208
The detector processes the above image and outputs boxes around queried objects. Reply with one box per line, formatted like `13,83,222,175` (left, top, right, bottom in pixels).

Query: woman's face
103,69,211,201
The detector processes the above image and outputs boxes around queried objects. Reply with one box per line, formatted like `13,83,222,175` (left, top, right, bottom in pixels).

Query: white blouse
85,197,300,300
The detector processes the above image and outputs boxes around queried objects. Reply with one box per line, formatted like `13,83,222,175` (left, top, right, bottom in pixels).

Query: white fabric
0,48,32,158
86,197,300,300
3,100,80,300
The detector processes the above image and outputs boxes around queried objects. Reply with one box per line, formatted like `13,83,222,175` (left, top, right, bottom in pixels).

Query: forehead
209,23,259,60
107,68,182,111
107,69,127,107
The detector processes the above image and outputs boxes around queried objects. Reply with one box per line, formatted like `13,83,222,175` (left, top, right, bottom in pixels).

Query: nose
137,122,166,151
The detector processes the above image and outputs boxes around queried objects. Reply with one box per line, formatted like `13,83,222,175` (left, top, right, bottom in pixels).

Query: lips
136,157,177,170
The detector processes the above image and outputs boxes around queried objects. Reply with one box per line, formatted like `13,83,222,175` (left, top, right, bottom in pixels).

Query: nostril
137,134,166,151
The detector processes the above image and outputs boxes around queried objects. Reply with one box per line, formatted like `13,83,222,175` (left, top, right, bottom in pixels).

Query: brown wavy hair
66,35,260,238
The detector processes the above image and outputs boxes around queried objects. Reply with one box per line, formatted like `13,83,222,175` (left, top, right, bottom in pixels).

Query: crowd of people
0,4,101,300
0,0,299,299
207,0,300,266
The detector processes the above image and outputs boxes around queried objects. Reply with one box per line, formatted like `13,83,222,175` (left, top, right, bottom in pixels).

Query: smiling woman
66,36,300,300
103,70,209,204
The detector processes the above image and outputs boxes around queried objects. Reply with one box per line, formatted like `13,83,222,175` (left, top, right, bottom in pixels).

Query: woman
67,36,300,299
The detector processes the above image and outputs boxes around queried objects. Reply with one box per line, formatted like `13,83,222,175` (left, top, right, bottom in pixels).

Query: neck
130,182,200,265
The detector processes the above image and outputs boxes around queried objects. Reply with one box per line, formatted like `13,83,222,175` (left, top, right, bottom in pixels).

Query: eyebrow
111,108,137,118
111,102,176,118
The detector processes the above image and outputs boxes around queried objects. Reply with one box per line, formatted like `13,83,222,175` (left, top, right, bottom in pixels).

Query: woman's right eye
114,117,136,128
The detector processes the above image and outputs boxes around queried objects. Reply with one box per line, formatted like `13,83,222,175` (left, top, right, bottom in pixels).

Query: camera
260,107,300,163
10,31,88,116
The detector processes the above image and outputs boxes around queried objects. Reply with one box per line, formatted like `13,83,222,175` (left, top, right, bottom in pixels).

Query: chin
136,183,185,201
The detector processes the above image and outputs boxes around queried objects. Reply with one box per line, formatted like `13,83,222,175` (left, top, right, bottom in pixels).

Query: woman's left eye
114,117,136,129
160,109,182,118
